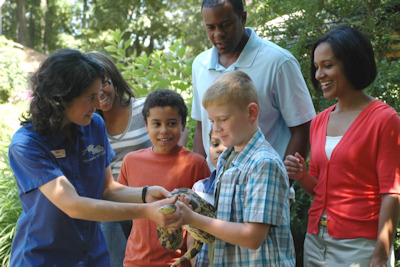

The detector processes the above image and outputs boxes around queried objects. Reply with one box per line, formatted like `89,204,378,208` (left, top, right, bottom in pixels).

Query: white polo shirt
191,27,316,165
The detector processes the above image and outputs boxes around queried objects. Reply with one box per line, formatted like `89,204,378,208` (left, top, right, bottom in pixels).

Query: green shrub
0,117,22,266
0,37,29,103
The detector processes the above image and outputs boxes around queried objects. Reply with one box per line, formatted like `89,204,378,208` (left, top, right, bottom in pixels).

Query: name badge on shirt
51,149,66,158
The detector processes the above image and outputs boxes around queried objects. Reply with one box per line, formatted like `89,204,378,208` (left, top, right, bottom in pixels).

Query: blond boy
179,70,295,266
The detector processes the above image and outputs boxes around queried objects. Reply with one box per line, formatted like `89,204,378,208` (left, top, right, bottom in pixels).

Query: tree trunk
82,0,88,29
40,0,47,52
28,0,40,48
16,0,28,45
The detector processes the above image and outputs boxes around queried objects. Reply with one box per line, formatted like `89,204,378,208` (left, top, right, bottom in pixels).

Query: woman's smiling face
314,42,355,99
62,78,102,128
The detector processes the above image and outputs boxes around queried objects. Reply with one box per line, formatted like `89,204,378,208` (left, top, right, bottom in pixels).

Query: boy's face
209,130,227,167
206,102,252,152
145,106,185,154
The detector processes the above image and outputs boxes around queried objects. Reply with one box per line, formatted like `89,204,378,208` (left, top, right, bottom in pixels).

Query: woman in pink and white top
284,26,400,267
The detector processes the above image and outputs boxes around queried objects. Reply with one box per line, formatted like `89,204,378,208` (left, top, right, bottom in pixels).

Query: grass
0,101,27,267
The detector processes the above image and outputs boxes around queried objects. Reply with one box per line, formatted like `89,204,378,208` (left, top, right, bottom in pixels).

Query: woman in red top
284,26,400,267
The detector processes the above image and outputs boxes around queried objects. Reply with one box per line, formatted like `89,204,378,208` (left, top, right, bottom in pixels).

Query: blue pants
101,221,129,267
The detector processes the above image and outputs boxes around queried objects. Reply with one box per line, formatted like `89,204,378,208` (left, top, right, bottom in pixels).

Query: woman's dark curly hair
21,48,104,135
87,52,135,110
311,26,377,92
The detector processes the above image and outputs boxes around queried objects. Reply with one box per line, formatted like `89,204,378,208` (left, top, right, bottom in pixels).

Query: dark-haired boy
118,89,211,266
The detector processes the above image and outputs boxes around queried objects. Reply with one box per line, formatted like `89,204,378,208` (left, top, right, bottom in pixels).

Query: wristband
142,185,149,203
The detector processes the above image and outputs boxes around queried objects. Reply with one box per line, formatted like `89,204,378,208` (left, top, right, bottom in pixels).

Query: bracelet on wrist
142,185,149,203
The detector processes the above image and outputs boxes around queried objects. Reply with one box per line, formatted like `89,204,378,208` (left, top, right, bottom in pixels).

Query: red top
118,146,210,267
307,100,400,239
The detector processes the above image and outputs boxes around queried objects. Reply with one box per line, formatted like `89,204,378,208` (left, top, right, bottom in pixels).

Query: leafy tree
3,0,79,53
82,0,209,57
103,29,197,148
247,0,399,112
4,0,209,57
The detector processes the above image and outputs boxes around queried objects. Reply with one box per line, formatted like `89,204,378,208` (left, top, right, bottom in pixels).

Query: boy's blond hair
202,70,259,109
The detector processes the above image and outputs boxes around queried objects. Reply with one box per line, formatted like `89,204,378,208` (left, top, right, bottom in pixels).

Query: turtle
157,188,216,267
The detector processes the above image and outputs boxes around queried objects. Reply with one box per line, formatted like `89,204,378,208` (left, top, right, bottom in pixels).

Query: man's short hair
201,0,244,17
202,70,258,109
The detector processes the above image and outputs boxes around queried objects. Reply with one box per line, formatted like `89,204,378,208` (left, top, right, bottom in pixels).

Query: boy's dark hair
22,48,104,135
87,52,135,108
311,26,377,92
142,89,188,125
201,0,244,17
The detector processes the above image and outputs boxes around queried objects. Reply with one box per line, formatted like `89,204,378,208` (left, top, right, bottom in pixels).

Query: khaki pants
303,224,394,267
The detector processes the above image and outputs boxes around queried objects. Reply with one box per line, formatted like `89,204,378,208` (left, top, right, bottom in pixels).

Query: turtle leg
170,239,203,267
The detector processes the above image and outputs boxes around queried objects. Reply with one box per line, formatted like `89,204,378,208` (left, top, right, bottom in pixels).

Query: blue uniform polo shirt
8,114,115,266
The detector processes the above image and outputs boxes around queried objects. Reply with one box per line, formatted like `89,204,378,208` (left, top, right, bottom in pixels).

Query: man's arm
178,127,189,147
286,121,311,186
370,193,400,266
285,121,311,159
193,121,206,158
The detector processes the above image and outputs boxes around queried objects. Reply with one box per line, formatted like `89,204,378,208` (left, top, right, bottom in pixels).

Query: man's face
202,2,246,55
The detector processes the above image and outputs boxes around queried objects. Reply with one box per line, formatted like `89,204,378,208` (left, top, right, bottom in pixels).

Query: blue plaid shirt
212,128,295,266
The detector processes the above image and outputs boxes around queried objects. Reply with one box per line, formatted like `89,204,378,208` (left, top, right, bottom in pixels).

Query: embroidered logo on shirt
51,149,66,158
82,144,105,163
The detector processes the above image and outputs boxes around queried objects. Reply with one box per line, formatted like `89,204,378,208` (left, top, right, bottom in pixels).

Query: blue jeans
101,221,129,267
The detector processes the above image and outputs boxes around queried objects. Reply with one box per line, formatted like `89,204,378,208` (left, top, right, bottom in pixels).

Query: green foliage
0,103,23,267
6,0,209,57
104,30,197,149
290,183,312,265
0,37,29,103
0,157,20,267
247,0,400,114
371,59,400,112
79,0,208,57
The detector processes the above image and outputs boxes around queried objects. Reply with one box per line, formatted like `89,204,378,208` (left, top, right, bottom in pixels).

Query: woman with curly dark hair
8,48,183,266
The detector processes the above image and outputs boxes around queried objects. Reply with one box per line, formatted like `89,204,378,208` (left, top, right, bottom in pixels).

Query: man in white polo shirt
192,0,316,175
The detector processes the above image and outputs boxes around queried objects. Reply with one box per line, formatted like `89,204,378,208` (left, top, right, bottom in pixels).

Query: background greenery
0,0,399,266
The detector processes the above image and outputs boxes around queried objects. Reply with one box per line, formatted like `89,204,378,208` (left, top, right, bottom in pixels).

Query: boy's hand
148,196,184,229
175,195,196,226
178,194,192,210
145,185,172,203
284,152,306,180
